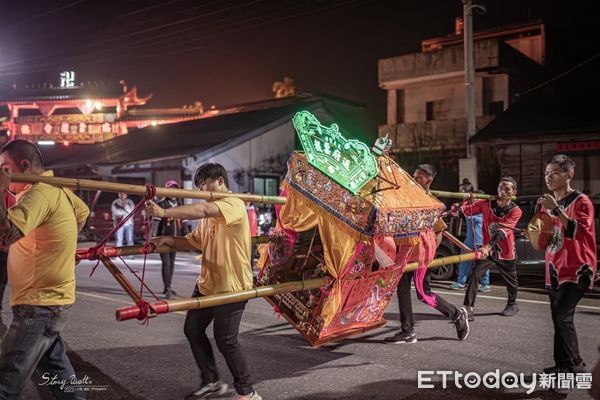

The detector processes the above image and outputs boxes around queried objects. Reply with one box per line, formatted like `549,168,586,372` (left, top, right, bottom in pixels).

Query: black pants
160,252,176,290
464,258,518,307
184,287,253,396
548,282,586,369
0,252,7,310
396,270,458,334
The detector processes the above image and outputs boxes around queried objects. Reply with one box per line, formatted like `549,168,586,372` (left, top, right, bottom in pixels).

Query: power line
126,0,328,51
130,0,330,56
0,1,360,77
0,0,88,32
140,0,368,59
0,0,265,72
516,50,600,98
121,0,187,17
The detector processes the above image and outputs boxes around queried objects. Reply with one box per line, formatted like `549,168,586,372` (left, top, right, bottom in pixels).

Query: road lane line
432,289,600,311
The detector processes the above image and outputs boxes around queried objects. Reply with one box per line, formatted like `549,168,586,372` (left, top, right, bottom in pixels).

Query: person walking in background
450,211,491,292
152,180,183,299
459,178,474,193
111,192,135,247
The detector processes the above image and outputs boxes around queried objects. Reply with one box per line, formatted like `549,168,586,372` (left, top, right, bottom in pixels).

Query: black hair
546,154,575,173
194,163,229,188
0,140,45,170
500,176,517,190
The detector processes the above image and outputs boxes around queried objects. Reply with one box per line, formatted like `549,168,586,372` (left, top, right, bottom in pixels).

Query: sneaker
453,306,470,341
571,363,587,373
384,331,417,344
478,285,491,293
450,282,466,290
500,303,519,317
233,392,262,400
543,365,561,374
543,364,586,374
466,306,475,322
185,381,228,400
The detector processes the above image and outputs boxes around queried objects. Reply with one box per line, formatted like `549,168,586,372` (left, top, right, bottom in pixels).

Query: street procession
0,1,598,399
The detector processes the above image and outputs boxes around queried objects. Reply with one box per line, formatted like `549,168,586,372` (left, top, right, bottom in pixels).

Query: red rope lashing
135,300,151,325
117,256,160,301
88,185,156,277
272,304,282,320
138,185,156,299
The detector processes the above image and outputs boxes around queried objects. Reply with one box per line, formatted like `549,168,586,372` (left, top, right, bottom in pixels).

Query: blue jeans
0,305,86,400
115,224,134,247
456,251,490,286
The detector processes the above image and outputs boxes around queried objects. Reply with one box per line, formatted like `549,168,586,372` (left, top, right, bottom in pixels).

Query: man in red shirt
538,154,596,374
458,177,522,320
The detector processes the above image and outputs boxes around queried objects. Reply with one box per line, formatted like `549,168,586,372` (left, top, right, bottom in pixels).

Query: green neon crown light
292,111,378,194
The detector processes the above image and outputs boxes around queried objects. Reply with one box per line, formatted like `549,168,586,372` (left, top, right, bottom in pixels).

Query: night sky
1,0,597,141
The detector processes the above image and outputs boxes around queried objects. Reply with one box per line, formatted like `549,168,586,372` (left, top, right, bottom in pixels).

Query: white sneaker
233,391,262,400
185,381,228,400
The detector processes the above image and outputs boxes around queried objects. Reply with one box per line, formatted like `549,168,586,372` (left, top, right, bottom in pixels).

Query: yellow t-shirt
7,170,90,306
185,197,252,296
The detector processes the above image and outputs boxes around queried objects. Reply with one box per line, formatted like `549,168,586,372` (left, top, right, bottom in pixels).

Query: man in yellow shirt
0,140,89,400
146,163,260,400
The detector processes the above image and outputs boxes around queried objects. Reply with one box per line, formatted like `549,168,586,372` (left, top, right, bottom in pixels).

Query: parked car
86,190,147,243
431,195,600,281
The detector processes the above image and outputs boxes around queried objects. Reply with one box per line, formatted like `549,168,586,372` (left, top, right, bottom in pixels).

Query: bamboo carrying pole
13,172,529,204
10,173,286,204
430,190,499,200
115,277,328,321
403,251,478,273
115,251,481,321
76,236,270,260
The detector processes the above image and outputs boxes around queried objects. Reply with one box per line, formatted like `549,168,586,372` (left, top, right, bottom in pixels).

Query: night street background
2,0,598,142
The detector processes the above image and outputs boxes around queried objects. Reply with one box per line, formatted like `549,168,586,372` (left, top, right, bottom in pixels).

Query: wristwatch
551,205,564,216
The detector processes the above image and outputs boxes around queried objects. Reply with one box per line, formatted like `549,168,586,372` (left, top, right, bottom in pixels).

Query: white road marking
432,289,600,311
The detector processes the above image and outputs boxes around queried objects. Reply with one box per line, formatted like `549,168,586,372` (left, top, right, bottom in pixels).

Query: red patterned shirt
543,191,597,289
461,200,522,260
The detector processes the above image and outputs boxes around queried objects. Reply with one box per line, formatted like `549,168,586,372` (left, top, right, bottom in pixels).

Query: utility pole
459,0,486,189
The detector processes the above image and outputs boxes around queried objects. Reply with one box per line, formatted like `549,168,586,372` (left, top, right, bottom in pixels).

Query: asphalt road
1,252,598,400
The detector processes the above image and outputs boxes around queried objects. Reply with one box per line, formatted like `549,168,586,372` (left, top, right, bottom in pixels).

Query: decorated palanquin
256,111,445,346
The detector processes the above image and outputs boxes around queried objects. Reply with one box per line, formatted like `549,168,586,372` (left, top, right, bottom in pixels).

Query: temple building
0,72,206,145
